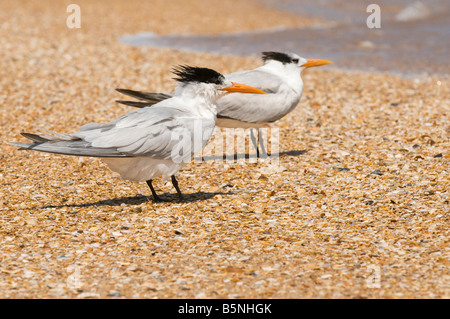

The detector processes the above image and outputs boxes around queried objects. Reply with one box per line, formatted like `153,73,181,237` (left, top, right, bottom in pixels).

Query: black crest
172,65,225,84
261,52,295,64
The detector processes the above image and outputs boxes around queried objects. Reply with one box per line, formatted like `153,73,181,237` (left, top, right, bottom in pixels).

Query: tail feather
10,136,129,158
116,88,171,102
115,88,172,109
20,132,50,143
115,100,157,108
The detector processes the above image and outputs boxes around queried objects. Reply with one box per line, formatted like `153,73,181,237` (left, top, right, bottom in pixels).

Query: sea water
119,0,450,75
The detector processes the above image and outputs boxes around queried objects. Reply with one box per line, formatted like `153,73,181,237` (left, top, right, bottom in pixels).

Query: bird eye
292,59,299,64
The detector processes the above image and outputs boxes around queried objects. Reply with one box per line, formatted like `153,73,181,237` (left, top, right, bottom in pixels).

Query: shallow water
120,0,450,75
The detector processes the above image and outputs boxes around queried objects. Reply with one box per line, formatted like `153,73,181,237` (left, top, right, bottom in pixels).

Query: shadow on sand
41,191,232,209
195,149,308,161
41,149,306,209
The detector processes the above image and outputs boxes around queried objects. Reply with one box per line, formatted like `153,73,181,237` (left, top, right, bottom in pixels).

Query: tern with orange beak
116,52,332,157
9,65,266,201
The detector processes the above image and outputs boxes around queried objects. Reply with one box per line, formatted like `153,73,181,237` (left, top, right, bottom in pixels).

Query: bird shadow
39,150,307,209
195,149,308,161
40,191,232,209
279,149,308,157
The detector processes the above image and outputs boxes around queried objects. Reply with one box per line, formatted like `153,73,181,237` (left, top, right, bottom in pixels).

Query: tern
115,52,331,157
9,65,266,202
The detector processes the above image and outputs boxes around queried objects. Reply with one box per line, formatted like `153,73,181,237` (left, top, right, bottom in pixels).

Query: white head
261,51,332,72
260,52,332,93
172,65,266,102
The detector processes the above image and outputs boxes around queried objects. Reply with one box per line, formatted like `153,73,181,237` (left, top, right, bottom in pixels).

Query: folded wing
10,102,215,162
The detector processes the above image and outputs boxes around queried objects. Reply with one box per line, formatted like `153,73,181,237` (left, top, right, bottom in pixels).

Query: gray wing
225,69,285,93
10,136,126,157
10,101,214,161
116,88,172,108
218,70,299,123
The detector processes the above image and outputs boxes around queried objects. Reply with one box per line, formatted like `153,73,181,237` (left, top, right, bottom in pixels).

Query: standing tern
9,65,266,201
115,52,331,157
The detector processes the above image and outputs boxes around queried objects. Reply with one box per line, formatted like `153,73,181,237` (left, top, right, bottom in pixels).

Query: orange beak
220,82,266,94
301,58,332,68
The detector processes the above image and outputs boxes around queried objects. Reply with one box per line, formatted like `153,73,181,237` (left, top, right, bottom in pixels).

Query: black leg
171,175,183,201
257,128,268,158
250,129,260,158
146,179,162,202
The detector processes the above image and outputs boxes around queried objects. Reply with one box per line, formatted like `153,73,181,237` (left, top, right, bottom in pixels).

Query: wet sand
0,1,448,298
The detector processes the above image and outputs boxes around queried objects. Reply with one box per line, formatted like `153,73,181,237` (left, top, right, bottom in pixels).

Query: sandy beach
0,0,448,298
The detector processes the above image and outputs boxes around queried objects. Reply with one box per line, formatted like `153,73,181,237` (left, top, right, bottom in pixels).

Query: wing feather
218,70,300,123
115,100,155,108
225,69,284,93
115,88,172,102
11,100,215,162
